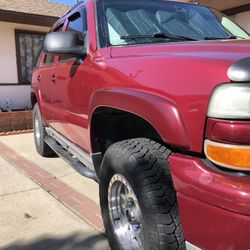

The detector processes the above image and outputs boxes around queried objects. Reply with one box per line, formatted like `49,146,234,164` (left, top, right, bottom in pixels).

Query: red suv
31,0,250,249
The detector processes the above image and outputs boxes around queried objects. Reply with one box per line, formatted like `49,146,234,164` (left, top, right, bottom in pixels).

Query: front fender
89,88,190,150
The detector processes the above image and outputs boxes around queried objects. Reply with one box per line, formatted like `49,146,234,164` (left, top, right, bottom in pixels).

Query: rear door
37,23,65,124
48,7,91,151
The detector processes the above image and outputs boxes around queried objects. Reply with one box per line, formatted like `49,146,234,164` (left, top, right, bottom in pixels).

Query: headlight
208,84,250,119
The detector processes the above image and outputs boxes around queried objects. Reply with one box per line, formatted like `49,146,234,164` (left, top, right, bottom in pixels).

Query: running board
44,135,98,182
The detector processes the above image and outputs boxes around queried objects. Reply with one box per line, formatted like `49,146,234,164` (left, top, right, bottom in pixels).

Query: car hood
111,39,250,62
111,39,250,81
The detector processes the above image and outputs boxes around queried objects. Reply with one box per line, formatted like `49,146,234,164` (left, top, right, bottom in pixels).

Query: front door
49,7,91,152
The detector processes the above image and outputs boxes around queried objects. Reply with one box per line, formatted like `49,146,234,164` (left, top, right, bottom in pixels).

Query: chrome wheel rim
108,174,144,250
34,115,41,145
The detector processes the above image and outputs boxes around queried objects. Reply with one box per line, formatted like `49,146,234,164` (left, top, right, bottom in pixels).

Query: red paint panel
178,193,250,250
108,41,250,152
206,118,250,145
169,154,250,216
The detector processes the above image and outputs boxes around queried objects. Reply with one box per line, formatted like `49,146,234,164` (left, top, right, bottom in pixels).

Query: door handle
37,75,41,83
51,74,57,85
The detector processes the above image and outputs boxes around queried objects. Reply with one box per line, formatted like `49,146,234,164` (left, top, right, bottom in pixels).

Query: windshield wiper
121,32,197,41
204,35,246,40
203,36,226,40
228,35,247,39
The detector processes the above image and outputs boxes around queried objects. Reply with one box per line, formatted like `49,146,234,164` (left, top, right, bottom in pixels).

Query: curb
0,129,33,136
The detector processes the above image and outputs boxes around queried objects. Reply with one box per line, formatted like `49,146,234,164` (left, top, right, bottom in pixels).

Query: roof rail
70,1,85,12
62,1,84,18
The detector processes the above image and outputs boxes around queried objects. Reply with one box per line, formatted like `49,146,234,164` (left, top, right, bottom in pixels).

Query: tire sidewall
99,144,162,250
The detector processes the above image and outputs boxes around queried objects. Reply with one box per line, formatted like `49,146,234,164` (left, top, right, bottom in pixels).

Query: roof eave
0,9,59,27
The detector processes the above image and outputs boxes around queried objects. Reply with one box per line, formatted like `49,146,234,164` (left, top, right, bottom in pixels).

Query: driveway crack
0,187,40,197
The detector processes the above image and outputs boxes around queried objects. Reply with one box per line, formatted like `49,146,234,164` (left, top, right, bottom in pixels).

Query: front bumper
169,154,250,250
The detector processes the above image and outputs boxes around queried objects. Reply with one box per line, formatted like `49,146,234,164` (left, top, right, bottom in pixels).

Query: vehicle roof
65,0,208,15
60,1,85,19
54,0,210,29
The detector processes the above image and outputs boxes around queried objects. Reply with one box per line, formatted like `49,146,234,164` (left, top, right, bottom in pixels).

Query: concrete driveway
0,133,110,250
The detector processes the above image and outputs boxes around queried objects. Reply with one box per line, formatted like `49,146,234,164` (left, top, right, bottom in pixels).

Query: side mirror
43,31,86,57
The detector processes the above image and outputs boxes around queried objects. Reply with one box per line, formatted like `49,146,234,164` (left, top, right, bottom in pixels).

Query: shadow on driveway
2,233,110,250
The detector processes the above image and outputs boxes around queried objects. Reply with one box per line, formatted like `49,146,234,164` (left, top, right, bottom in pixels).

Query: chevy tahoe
31,0,250,249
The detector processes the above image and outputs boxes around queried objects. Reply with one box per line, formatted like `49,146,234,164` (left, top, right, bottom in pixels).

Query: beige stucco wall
0,21,49,109
0,85,31,110
0,21,49,84
198,0,250,12
233,11,250,33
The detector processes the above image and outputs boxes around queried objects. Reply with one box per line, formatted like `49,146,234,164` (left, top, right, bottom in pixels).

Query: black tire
33,103,55,157
99,138,185,250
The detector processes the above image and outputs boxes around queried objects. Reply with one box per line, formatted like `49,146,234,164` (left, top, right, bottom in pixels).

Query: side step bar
44,135,98,182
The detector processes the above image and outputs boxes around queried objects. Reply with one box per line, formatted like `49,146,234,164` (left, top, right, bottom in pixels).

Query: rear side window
44,54,54,65
44,24,64,64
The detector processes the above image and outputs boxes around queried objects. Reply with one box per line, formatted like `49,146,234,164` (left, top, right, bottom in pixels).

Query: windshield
96,0,250,47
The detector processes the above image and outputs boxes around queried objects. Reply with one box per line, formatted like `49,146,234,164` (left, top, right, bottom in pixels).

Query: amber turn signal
204,140,250,171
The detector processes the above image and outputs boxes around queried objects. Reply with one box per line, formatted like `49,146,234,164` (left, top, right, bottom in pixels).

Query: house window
15,30,45,84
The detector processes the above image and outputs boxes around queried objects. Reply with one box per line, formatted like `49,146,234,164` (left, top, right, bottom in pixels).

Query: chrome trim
45,127,94,170
228,57,250,82
34,115,41,145
186,242,202,250
108,174,144,249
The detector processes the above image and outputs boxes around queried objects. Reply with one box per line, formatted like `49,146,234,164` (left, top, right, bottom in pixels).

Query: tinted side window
44,54,54,65
59,9,87,61
35,49,43,67
44,24,64,64
68,10,87,33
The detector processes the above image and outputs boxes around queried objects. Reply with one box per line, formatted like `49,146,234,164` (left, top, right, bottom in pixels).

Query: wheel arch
89,88,190,156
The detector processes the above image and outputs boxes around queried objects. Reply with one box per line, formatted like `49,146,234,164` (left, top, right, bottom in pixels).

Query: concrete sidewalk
0,133,110,250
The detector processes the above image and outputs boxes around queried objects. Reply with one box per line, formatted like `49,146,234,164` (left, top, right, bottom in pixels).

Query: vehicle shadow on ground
1,233,110,250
